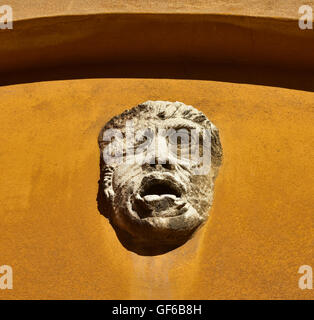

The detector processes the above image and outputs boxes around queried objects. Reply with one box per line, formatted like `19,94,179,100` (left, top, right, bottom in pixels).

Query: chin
107,173,209,256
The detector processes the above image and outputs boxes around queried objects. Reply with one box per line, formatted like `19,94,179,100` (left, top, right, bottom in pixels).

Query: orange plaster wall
0,78,313,299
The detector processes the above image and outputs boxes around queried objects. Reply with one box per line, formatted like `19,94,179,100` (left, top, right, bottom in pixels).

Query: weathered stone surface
97,101,222,255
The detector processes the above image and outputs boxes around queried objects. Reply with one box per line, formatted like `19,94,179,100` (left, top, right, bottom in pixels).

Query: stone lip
139,173,186,198
133,173,188,218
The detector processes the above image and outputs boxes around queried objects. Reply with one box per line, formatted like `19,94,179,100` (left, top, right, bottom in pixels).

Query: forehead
123,116,204,131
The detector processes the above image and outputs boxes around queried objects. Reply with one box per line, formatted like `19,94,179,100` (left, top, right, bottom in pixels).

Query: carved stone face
97,101,222,255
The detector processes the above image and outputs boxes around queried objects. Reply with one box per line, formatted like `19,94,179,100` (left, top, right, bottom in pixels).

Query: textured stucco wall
0,78,313,299
0,0,313,300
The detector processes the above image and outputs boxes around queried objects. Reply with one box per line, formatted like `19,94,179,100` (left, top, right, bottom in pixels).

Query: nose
145,135,175,170
149,161,174,170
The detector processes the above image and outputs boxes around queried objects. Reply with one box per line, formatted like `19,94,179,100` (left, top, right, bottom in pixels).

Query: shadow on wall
1,62,314,93
0,14,314,91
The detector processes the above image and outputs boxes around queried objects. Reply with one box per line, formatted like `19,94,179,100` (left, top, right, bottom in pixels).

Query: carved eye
168,130,192,147
134,128,154,149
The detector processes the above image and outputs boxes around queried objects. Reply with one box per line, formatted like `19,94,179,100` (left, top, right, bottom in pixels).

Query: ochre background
0,78,313,299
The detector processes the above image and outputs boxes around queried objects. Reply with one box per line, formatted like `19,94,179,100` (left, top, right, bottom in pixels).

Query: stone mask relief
97,101,223,255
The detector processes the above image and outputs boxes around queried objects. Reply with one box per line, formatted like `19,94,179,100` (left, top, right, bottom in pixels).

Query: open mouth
133,176,187,218
140,180,181,201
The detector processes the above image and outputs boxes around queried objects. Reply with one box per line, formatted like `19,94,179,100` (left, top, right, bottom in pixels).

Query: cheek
190,172,212,186
112,163,143,191
186,180,214,216
189,176,214,200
